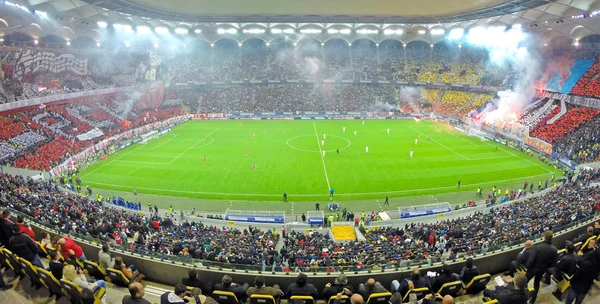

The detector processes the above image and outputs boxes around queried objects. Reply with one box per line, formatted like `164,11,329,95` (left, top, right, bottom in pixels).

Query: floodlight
339,29,351,34
226,28,237,34
283,29,295,34
137,26,152,34
194,29,202,34
271,29,282,34
123,25,133,33
448,28,464,40
155,26,169,34
97,21,108,28
175,28,189,34
418,29,426,34
113,23,123,30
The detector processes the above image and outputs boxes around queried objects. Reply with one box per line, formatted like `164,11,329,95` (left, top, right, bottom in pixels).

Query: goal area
140,130,159,144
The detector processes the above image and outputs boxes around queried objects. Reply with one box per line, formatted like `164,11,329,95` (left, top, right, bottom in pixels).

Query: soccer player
252,163,257,170
264,130,267,136
343,127,346,132
204,155,207,163
384,196,389,205
365,146,369,153
415,138,418,145
239,122,244,127
362,121,365,126
354,130,357,136
410,150,413,158
428,136,431,141
252,133,256,140
336,148,339,155
315,203,320,211
457,179,461,188
322,139,325,146
329,187,334,199
387,128,390,134
216,124,219,129
283,192,288,202
245,149,250,156
282,129,286,134
322,150,326,157
323,133,326,139
202,136,206,141
133,187,137,196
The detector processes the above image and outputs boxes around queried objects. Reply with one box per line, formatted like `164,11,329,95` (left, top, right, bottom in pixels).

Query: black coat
431,273,459,293
459,266,479,284
555,253,578,276
322,283,354,300
526,240,557,273
570,248,600,294
182,277,213,294
9,232,38,262
0,218,14,247
284,283,319,299
49,261,65,280
515,248,531,265
494,283,529,304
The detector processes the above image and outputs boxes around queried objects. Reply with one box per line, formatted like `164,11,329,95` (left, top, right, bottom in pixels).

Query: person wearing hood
565,247,600,304
161,284,190,304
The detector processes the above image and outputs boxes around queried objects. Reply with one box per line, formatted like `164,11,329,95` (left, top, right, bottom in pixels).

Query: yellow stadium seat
402,287,429,303
105,268,130,287
290,295,315,304
250,294,277,304
437,281,463,298
213,290,239,304
464,274,491,294
37,268,66,301
366,292,392,304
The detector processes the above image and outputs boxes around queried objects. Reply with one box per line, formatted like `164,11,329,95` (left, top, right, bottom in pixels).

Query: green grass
80,119,557,209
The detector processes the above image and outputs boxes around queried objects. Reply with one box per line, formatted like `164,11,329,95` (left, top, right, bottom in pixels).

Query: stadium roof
1,0,600,44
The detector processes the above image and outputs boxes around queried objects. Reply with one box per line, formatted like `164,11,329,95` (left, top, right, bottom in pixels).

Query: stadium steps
331,225,357,242
354,227,367,241
547,99,567,124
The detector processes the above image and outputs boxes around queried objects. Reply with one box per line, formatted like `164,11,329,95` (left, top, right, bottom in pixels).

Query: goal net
467,128,488,142
140,130,159,145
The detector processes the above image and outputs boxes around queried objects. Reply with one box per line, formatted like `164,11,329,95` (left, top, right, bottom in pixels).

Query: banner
224,215,285,224
11,49,88,81
76,128,104,141
399,203,451,219
539,58,594,94
523,136,553,155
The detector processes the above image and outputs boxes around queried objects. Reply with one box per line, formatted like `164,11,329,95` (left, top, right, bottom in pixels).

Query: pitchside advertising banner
224,210,285,224
399,203,452,219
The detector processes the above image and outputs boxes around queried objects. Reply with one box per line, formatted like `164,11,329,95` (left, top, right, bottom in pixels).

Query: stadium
1,0,600,303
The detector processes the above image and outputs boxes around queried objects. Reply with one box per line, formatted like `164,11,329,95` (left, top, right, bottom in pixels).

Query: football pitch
80,119,558,212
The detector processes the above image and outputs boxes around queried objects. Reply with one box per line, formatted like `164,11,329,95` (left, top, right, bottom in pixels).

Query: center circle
287,135,351,153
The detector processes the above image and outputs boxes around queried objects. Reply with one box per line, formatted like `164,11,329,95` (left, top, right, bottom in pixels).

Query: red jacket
18,223,36,239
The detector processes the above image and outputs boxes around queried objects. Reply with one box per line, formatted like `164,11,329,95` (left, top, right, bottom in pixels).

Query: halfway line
312,121,331,190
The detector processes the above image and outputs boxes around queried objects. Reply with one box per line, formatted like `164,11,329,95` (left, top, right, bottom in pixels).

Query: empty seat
437,281,463,298
1,248,25,279
366,292,392,304
250,294,277,304
17,257,44,290
83,260,107,281
105,268,130,287
37,268,66,301
464,274,491,294
212,290,239,304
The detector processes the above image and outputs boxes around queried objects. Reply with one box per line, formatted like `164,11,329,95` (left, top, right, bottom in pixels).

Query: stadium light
321,42,325,46
137,26,152,34
383,29,402,35
512,24,522,29
300,29,322,34
97,21,108,28
357,29,378,34
227,28,237,34
283,29,295,34
431,28,445,35
217,28,226,34
243,28,265,34
339,29,351,34
66,41,70,46
125,42,130,48
327,29,339,34
293,42,297,46
448,28,464,40
418,29,426,34
430,44,434,48
153,42,159,48
348,42,352,46
34,39,38,45
271,29,282,34
238,42,242,47
574,40,580,46
155,26,169,34
175,28,189,34
375,43,379,47
194,29,202,34
266,42,270,46
96,42,100,47
210,43,214,47
123,25,133,33
113,23,123,30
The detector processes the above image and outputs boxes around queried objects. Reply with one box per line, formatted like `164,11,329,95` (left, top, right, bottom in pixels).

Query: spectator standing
525,231,558,303
16,215,35,239
564,248,600,304
0,209,15,247
9,224,44,267
55,235,86,261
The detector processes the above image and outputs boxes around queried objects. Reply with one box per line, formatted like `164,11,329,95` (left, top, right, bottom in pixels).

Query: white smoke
463,27,541,124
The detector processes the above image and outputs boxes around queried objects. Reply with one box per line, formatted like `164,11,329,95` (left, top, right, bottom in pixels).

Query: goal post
140,130,159,145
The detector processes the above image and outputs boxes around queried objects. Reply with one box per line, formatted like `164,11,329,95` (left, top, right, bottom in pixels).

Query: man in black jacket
214,275,249,302
483,274,529,304
543,241,578,285
284,273,319,299
181,270,213,295
323,274,354,300
566,247,600,304
48,251,65,280
459,258,479,285
526,231,558,303
504,240,533,277
392,269,429,298
0,209,14,248
8,224,43,268
431,264,460,293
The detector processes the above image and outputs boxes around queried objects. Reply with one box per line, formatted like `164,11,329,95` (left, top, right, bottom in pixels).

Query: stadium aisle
331,225,357,241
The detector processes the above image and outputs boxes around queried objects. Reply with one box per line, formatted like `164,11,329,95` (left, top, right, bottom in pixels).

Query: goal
140,130,159,145
467,128,488,142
